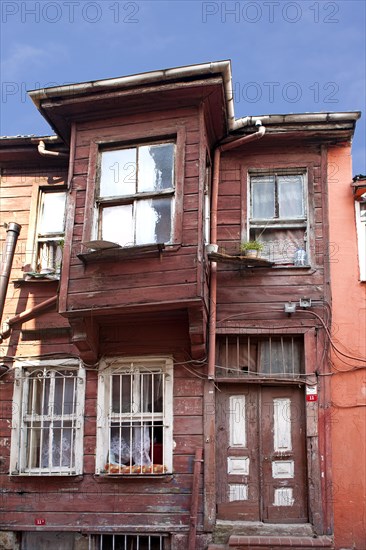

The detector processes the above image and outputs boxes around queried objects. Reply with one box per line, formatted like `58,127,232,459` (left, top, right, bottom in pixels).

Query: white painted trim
96,356,174,474
229,395,246,447
10,359,85,476
355,201,366,281
273,397,292,452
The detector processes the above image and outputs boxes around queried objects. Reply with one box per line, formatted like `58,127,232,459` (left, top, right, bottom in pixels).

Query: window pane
135,198,172,245
260,338,303,375
138,143,174,192
54,375,76,415
251,176,275,219
100,148,136,197
102,204,134,246
278,175,304,218
27,375,50,415
251,227,306,264
39,192,66,234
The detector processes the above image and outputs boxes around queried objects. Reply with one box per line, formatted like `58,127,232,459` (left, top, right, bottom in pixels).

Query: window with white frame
355,201,366,281
248,172,308,265
96,142,175,247
10,360,85,475
96,357,173,475
36,189,66,274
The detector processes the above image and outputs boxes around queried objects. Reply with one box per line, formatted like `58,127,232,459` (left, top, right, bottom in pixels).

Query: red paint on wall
328,144,366,550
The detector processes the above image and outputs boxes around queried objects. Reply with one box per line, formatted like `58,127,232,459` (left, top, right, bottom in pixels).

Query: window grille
97,358,173,475
11,361,85,475
216,336,304,378
89,533,168,550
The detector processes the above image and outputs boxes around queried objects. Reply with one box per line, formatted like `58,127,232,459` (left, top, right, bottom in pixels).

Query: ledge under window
77,243,181,264
208,251,274,267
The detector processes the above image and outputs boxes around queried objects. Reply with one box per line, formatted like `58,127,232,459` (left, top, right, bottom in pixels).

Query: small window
249,173,308,265
96,357,173,475
36,190,66,274
10,360,85,475
355,201,366,281
89,533,169,550
216,336,304,378
96,143,175,247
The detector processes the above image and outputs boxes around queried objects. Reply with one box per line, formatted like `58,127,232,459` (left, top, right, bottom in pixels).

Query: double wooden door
216,385,308,522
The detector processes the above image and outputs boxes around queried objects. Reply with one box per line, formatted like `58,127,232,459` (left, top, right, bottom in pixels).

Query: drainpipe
0,295,57,343
38,140,68,158
0,223,21,329
207,122,266,379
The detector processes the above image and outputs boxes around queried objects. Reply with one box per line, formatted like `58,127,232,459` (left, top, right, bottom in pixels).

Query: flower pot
244,249,260,259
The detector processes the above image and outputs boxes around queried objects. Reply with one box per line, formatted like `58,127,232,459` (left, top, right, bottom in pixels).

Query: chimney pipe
0,222,21,328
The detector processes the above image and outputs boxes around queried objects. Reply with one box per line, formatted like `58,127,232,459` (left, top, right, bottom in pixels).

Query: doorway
216,384,308,523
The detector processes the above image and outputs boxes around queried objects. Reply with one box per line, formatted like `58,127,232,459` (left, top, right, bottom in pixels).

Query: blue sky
0,0,365,173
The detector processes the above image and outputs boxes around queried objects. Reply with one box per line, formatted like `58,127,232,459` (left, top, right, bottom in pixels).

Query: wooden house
0,61,363,550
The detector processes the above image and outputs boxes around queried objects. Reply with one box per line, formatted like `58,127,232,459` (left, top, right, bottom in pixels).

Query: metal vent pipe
0,223,21,328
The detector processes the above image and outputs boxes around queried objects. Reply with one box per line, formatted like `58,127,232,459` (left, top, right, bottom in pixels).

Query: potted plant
240,240,264,259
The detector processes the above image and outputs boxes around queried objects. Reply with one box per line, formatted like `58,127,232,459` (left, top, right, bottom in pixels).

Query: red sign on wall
35,518,46,526
306,394,318,402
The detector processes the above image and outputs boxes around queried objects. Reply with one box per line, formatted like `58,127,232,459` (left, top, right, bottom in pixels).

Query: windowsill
9,473,83,480
78,243,181,264
208,252,314,271
93,473,173,482
13,275,60,287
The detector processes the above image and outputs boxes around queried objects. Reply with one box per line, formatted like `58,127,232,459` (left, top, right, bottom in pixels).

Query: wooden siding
0,351,206,534
215,143,328,328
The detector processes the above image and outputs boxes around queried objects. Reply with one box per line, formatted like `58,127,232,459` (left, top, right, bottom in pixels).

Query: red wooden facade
0,62,363,550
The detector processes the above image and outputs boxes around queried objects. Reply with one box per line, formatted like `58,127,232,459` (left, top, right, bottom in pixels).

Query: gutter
38,140,68,158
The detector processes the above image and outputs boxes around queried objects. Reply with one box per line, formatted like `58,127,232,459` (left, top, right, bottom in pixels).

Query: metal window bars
19,368,79,474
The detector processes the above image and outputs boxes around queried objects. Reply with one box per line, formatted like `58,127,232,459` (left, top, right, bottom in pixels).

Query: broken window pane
138,144,174,192
100,148,136,197
135,197,172,245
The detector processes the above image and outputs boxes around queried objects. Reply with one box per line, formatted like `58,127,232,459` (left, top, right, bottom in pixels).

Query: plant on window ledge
240,240,264,258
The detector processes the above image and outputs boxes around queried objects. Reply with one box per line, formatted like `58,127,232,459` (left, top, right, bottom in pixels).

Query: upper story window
96,142,175,247
36,189,66,274
249,172,308,265
10,360,85,475
96,356,173,475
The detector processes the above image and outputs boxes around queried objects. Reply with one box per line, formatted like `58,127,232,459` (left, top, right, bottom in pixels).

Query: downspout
207,122,266,379
0,295,57,343
38,140,68,158
0,223,21,329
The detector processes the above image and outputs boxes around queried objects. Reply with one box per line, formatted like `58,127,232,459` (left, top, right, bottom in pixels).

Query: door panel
261,386,308,522
216,385,259,520
216,385,308,523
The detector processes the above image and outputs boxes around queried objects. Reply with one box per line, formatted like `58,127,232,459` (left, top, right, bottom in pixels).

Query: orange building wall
327,144,366,549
